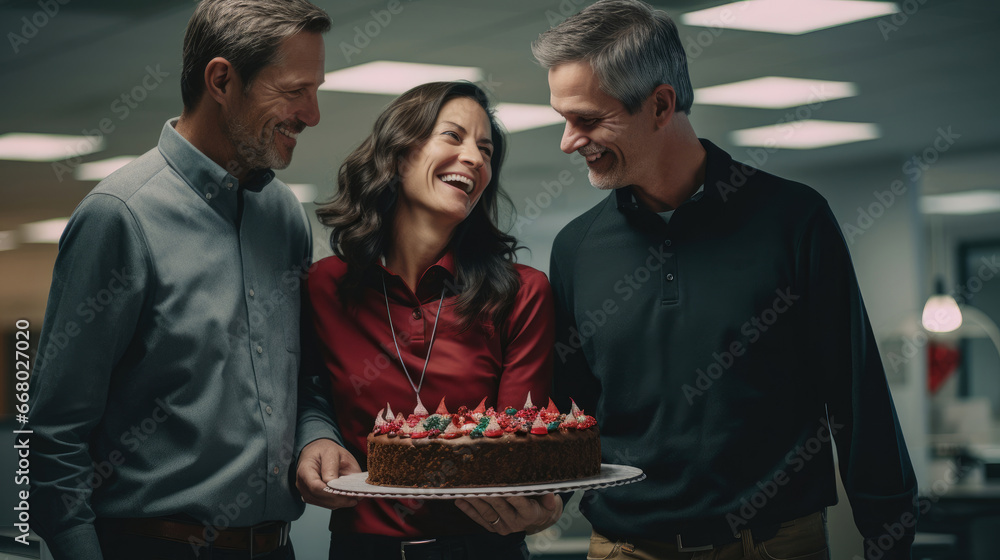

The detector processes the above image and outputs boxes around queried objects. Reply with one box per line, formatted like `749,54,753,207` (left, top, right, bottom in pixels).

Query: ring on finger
490,515,502,526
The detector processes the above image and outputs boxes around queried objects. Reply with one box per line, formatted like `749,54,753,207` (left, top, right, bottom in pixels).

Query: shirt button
205,192,213,200
666,274,675,281
265,405,273,415
256,345,263,354
249,289,255,297
225,181,233,189
664,239,672,246
412,309,422,319
273,466,280,475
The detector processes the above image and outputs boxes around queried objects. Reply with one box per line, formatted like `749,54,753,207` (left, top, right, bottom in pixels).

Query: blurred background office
1,0,998,558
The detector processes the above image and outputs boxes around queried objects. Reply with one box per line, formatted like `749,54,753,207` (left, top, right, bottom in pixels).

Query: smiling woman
395,96,495,238
299,82,560,559
317,81,518,327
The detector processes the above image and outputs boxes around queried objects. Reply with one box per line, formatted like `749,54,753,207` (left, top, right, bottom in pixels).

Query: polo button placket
661,236,680,304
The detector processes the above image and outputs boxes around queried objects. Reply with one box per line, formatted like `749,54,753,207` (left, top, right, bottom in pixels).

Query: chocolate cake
366,395,601,488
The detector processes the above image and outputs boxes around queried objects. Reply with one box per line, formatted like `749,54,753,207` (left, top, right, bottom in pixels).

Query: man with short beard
28,2,356,559
536,1,918,559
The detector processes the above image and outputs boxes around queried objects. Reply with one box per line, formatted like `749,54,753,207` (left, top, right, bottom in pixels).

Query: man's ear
651,84,677,128
204,57,237,106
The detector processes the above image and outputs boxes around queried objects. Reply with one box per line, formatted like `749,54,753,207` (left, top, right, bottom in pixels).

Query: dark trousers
96,520,296,560
329,532,529,560
588,511,829,560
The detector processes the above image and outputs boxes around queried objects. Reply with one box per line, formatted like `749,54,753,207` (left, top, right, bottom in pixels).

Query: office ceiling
1,0,998,319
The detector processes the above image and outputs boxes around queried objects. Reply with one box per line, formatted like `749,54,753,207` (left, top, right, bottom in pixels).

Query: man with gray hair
29,1,355,558
535,1,918,558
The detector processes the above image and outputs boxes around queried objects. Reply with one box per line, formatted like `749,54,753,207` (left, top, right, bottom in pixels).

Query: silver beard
223,109,289,174
586,152,626,190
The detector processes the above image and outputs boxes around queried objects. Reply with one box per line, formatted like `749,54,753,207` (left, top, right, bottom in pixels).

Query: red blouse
305,252,555,537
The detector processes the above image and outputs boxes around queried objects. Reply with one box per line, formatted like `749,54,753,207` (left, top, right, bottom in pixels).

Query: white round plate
325,463,644,499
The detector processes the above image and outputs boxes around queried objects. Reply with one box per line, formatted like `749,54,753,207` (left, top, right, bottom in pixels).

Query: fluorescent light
681,0,899,35
695,77,857,109
921,190,1000,215
74,156,138,181
0,231,17,252
923,295,963,333
21,218,69,244
320,61,483,95
287,183,317,204
0,133,105,162
494,103,564,133
730,120,879,149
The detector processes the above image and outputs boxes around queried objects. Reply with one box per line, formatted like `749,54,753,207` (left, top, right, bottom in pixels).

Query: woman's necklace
381,273,446,409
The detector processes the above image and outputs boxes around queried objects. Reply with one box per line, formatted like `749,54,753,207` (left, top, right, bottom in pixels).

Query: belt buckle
676,534,713,552
249,522,288,559
400,538,436,560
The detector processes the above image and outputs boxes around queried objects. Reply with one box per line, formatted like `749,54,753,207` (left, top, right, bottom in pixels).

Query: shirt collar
376,251,457,302
156,118,275,201
615,138,734,213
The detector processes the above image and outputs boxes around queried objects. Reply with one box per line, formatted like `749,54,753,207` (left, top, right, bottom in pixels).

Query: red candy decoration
530,415,548,435
545,398,560,414
435,397,449,416
483,416,503,437
472,397,487,414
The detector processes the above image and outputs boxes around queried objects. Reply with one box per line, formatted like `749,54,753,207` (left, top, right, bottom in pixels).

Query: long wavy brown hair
317,81,521,330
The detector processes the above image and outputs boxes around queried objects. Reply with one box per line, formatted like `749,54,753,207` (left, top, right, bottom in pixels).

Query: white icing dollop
485,416,502,434
569,399,583,418
531,414,547,432
413,395,429,416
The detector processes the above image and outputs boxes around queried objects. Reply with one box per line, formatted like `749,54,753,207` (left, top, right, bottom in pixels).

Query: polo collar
377,251,457,302
615,138,735,213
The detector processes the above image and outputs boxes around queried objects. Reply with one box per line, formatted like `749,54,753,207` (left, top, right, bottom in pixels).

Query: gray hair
531,0,693,115
181,0,331,109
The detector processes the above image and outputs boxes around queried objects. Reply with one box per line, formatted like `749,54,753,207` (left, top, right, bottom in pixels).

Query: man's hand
455,494,562,535
295,439,361,510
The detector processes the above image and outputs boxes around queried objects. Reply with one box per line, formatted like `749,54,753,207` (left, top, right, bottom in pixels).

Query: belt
100,516,290,557
332,531,526,560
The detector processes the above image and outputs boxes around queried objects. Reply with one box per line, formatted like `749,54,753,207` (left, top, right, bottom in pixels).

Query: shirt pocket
755,512,829,560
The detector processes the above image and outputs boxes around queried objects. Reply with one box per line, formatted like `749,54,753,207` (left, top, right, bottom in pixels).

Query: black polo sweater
550,139,918,553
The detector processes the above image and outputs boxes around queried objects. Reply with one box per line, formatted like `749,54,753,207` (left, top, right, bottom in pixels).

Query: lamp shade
922,294,963,333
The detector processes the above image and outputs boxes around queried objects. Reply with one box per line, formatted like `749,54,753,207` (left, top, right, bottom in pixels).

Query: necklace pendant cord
382,274,447,398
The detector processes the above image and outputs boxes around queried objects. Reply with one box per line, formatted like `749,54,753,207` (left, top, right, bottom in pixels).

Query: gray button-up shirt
29,119,335,558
